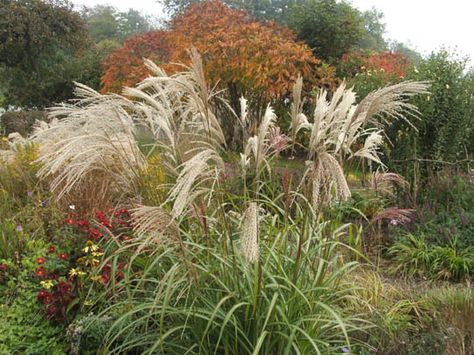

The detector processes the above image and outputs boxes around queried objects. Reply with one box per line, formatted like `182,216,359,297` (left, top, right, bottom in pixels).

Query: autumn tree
101,31,171,93
103,1,335,106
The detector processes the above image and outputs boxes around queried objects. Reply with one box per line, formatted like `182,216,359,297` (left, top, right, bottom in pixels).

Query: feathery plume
370,171,408,197
296,80,429,210
132,206,181,253
371,207,415,225
33,84,145,202
243,105,277,179
241,202,259,263
167,149,223,219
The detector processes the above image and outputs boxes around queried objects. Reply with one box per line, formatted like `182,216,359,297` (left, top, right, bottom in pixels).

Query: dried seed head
241,202,259,263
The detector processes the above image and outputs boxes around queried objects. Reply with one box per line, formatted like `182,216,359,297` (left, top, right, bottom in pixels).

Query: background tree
81,5,119,42
358,8,387,51
73,39,121,91
0,0,87,108
286,0,365,62
77,5,158,92
81,5,155,43
389,40,423,65
160,0,300,24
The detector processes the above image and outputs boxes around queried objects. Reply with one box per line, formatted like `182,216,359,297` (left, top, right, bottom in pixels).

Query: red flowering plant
34,208,133,322
340,50,410,79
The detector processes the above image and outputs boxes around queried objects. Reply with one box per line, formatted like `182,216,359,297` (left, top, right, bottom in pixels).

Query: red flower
88,228,102,241
58,253,69,261
0,263,7,272
57,281,72,295
35,267,46,278
37,290,50,301
37,290,53,303
48,246,56,253
114,208,130,217
65,218,75,225
95,211,105,219
76,219,89,228
36,257,46,264
100,273,110,285
95,211,112,228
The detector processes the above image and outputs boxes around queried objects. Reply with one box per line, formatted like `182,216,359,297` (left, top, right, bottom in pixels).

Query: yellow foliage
0,142,40,195
137,153,166,205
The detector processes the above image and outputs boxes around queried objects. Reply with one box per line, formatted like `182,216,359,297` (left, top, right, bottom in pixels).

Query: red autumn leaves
342,51,410,78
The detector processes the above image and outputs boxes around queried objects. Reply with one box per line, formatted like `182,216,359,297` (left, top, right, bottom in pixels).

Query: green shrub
408,172,474,248
386,50,474,186
349,68,404,102
0,283,67,354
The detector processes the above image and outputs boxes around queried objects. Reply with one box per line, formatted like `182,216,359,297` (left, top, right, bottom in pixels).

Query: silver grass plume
167,148,224,219
353,81,430,129
241,202,259,263
131,206,181,254
239,96,249,146
353,130,385,165
296,80,428,210
370,171,408,197
289,75,309,142
33,84,146,201
124,51,226,177
243,105,277,180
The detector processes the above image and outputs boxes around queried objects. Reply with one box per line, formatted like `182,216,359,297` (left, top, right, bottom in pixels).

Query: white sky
73,0,474,62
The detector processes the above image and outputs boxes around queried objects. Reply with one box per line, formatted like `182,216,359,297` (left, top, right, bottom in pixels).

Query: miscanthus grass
79,206,371,354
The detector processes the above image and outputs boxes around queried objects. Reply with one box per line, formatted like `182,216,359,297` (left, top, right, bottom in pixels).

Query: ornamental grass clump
293,81,429,211
18,50,430,353
79,208,369,354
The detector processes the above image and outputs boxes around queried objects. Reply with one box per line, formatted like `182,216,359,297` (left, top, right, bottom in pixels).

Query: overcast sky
73,0,474,62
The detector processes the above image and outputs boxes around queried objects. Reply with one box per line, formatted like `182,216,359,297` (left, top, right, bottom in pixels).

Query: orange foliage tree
101,31,171,93
101,0,335,103
166,0,335,101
